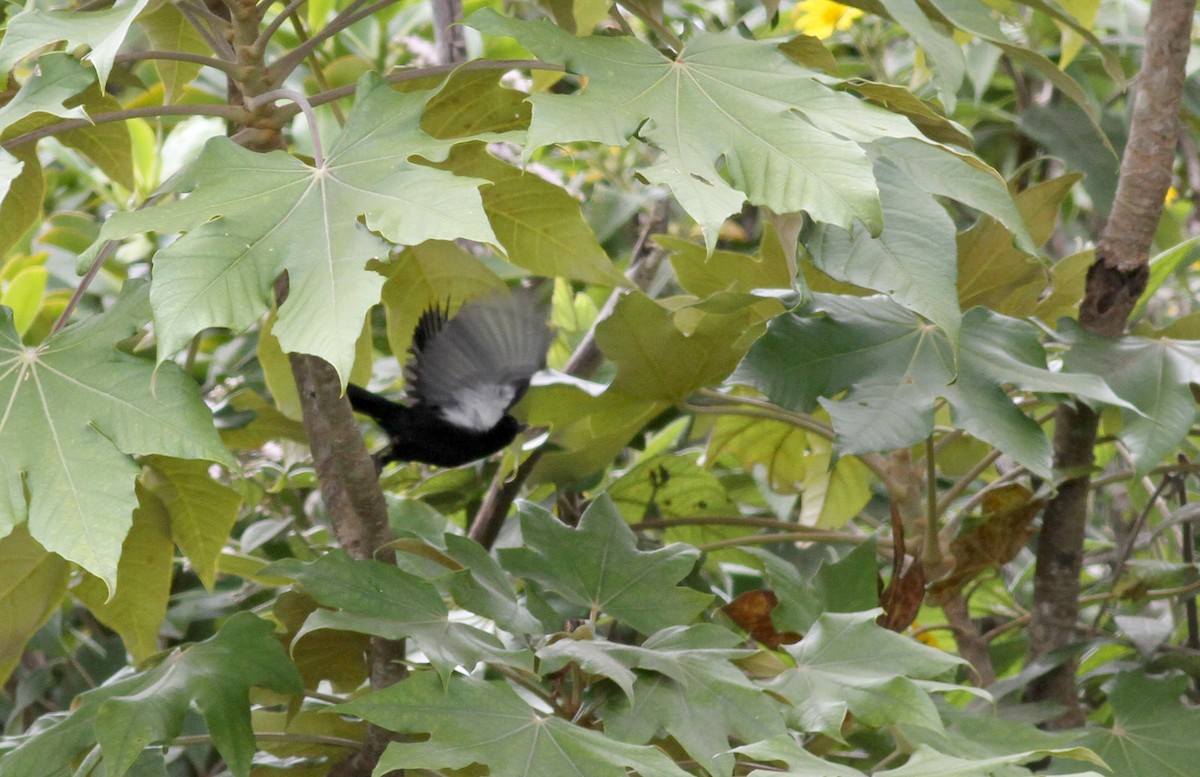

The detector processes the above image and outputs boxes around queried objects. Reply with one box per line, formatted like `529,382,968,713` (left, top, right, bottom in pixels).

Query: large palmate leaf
0,53,92,137
0,0,152,87
0,613,302,777
1061,322,1200,472
767,610,968,740
1077,670,1200,777
734,293,1129,476
588,625,786,777
500,495,712,634
341,671,692,777
265,550,531,677
469,10,926,248
876,745,1103,777
0,283,229,590
809,156,961,341
89,74,496,381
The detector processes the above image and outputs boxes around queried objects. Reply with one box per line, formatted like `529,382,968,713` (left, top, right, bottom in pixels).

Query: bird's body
347,291,552,467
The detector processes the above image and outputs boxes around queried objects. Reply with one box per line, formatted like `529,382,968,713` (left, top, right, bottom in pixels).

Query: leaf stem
244,88,324,166
1,103,246,151
50,241,118,334
176,0,236,59
255,0,308,50
113,49,243,76
615,0,682,52
268,0,400,82
632,515,862,536
697,530,870,552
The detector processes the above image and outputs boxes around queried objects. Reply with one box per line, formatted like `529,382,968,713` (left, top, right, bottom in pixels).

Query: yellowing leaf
74,483,173,662
0,525,69,686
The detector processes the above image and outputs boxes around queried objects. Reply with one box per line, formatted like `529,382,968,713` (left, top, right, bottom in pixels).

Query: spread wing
406,290,553,432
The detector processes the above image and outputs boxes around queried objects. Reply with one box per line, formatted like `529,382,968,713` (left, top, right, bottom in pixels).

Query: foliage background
0,0,1197,775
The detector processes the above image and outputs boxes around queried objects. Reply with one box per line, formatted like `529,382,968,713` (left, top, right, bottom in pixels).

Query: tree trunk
1025,0,1195,725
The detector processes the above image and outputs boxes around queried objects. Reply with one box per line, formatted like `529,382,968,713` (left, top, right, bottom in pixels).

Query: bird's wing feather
407,291,553,431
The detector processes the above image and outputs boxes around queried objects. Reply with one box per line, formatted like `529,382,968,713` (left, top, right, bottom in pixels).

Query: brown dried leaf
722,589,802,648
929,484,1042,601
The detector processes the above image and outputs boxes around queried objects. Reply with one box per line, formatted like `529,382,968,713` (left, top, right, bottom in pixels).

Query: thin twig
1091,472,1176,629
934,447,1006,517
244,88,324,166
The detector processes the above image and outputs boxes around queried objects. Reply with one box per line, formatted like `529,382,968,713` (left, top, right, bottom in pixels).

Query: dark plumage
347,291,553,468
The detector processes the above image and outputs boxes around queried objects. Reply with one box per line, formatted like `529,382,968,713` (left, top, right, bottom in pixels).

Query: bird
346,290,554,468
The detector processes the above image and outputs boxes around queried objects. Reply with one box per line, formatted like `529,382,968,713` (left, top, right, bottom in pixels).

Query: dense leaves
2,0,1200,776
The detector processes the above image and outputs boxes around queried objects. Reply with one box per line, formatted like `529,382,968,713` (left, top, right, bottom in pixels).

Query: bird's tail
345,384,409,431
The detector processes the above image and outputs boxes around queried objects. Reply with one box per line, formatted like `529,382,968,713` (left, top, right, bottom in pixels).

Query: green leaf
870,137,1037,254
1062,323,1200,472
957,175,1081,316
0,53,92,136
142,455,242,590
73,483,173,663
0,150,23,212
735,294,1129,476
1131,236,1200,321
500,495,712,634
659,235,795,297
734,734,868,776
376,240,508,363
927,0,1114,155
429,143,629,286
264,550,530,677
90,74,497,381
0,525,70,686
0,0,153,88
1077,670,1200,777
597,626,787,777
706,410,808,495
0,282,230,590
442,532,544,634
767,610,967,740
339,671,693,777
524,382,669,483
596,291,772,402
0,613,301,777
607,453,734,522
0,146,42,257
876,0,964,112
56,83,136,190
469,10,889,249
139,5,210,102
809,157,961,342
799,435,872,529
2,265,48,337
876,744,1103,776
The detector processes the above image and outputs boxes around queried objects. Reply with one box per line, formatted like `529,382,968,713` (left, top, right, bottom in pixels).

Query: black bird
346,290,553,468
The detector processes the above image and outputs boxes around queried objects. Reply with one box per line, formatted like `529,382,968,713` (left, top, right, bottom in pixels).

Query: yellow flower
792,0,863,39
